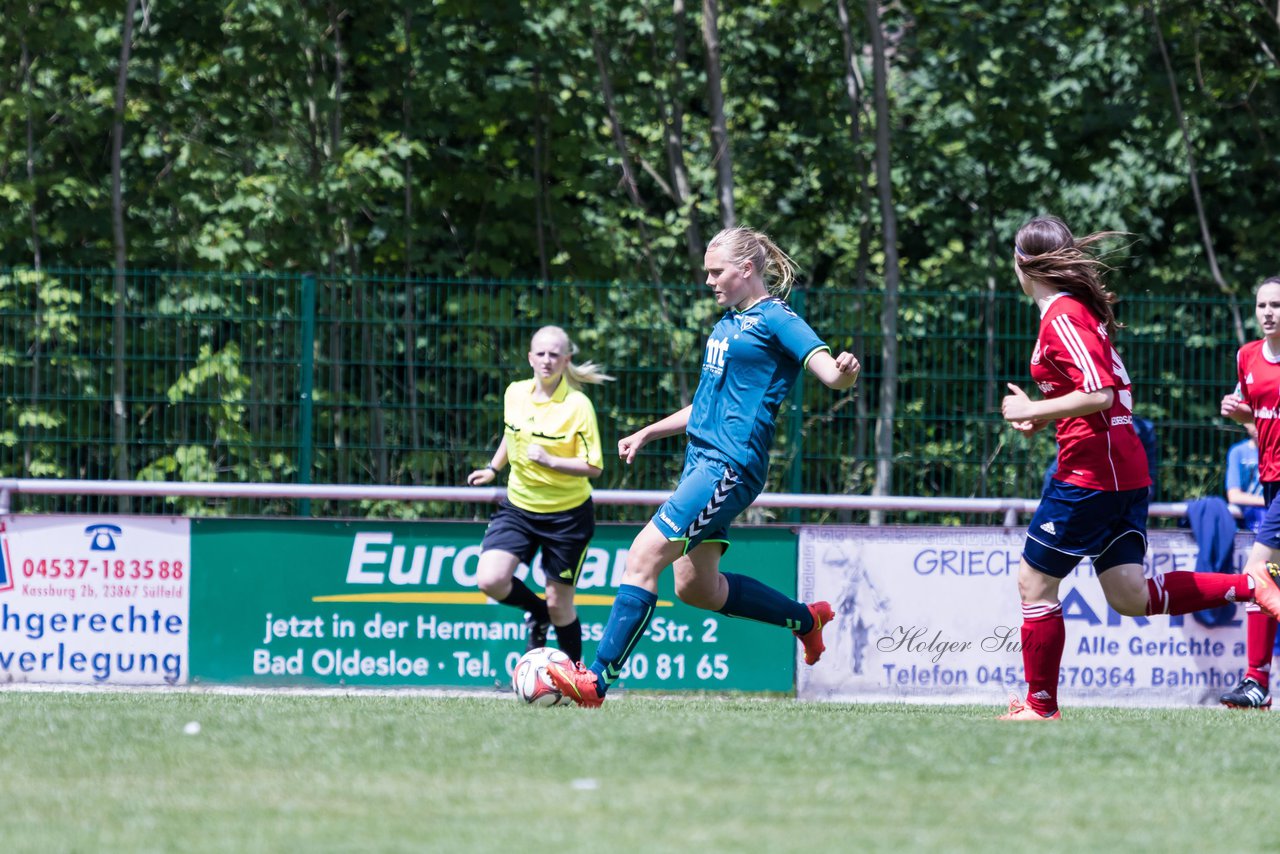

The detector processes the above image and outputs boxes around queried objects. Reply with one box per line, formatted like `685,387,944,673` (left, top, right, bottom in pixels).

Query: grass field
0,688,1269,853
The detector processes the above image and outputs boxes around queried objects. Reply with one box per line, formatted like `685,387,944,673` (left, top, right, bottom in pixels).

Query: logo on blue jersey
704,336,729,375
85,523,123,551
737,315,761,333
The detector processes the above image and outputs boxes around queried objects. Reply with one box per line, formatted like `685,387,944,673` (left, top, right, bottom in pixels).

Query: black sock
554,618,583,662
499,577,549,623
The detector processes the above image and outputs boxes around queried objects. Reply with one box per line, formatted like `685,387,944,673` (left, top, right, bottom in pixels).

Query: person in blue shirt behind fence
546,226,861,707
1226,422,1265,533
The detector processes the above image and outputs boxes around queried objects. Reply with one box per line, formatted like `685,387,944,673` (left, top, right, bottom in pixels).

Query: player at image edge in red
1219,276,1280,709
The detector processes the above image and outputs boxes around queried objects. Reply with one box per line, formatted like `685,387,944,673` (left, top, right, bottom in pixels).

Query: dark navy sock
590,584,658,694
719,571,812,633
499,577,550,623
554,618,583,663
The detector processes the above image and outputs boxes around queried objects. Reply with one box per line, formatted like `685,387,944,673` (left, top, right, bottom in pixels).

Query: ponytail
564,359,614,389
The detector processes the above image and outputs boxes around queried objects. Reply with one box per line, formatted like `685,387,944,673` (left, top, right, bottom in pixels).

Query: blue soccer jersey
686,297,829,484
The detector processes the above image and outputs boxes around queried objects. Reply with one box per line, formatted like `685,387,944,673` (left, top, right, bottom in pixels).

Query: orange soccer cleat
997,694,1061,721
545,660,605,708
794,601,835,666
1246,561,1280,622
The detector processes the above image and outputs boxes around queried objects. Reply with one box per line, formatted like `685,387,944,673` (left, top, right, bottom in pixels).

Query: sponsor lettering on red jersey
1030,294,1150,491
1235,340,1280,482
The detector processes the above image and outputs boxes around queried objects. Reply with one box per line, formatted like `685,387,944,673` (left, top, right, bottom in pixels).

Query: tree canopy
1,1,1276,292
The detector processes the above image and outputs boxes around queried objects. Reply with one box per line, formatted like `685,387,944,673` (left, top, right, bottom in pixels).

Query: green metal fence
0,268,1249,522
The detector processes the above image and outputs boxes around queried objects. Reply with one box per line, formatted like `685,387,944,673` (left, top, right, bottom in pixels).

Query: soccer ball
513,647,573,706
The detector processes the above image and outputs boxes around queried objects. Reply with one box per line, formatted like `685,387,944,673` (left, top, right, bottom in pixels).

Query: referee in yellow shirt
468,326,613,662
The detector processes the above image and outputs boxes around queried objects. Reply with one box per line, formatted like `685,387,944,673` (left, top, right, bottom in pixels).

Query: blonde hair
707,227,799,300
530,325,614,389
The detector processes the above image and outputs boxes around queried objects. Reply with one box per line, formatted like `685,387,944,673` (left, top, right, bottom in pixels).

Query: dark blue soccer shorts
650,443,761,555
1023,479,1149,578
480,498,594,586
1253,481,1280,549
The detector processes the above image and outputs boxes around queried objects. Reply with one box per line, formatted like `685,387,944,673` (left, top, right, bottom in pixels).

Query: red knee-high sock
1245,608,1278,687
1021,602,1065,715
1145,571,1252,616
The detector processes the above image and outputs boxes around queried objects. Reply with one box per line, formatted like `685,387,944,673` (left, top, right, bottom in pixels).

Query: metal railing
0,478,1206,528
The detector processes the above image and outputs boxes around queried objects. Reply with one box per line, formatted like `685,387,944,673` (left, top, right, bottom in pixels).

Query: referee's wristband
484,464,499,474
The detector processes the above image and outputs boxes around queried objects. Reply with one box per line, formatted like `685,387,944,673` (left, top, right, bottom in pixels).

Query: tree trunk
402,5,421,466
835,0,876,518
666,0,704,277
835,0,874,290
402,6,415,281
1150,0,1246,344
330,5,353,275
866,0,900,524
533,63,550,283
21,24,41,272
982,165,998,498
111,0,140,507
701,0,735,228
590,26,692,405
326,6,383,481
21,16,43,475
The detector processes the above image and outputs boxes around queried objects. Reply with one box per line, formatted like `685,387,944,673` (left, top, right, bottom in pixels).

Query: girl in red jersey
1219,276,1280,709
998,216,1280,720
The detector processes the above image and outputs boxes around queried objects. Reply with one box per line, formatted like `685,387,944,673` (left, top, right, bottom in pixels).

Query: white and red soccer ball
512,646,574,706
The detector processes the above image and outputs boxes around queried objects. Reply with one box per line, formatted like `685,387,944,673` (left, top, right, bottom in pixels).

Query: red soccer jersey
1235,340,1280,482
1030,294,1150,491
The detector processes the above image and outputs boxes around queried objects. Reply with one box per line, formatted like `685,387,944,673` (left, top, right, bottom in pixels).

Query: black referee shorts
480,498,595,587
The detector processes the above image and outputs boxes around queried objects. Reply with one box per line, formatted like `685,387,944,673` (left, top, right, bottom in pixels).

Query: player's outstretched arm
618,405,692,464
807,350,860,391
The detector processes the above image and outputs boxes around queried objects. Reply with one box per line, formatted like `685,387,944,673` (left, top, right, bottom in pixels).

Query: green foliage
0,1,1269,290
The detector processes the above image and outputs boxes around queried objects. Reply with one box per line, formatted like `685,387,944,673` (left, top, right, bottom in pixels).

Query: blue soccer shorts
650,444,761,554
1253,481,1280,548
1023,479,1149,578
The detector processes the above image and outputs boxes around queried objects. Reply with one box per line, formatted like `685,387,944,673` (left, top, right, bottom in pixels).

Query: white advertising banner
798,526,1254,707
0,516,190,684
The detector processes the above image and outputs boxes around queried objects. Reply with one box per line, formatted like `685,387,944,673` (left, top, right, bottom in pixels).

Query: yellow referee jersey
503,378,603,513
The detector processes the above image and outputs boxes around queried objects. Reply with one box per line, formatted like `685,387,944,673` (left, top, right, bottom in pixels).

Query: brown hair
1014,215,1127,337
707,227,799,300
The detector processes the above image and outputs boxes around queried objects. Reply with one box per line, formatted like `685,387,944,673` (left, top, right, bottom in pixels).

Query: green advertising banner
189,520,797,692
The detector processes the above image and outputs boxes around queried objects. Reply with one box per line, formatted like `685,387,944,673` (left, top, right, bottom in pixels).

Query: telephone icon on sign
84,524,123,552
